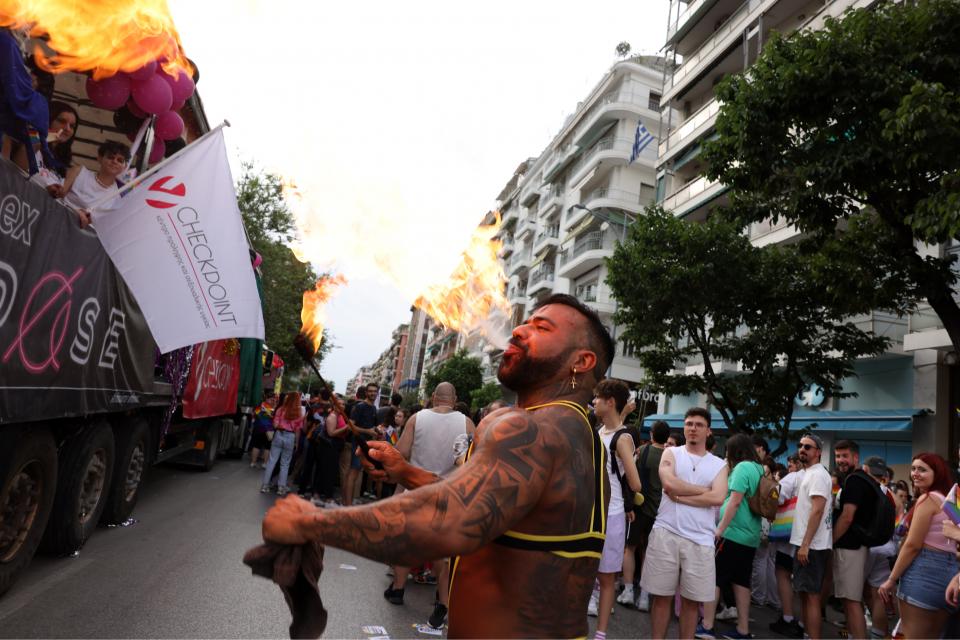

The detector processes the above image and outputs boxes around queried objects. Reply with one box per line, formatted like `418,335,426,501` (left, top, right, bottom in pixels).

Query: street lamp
566,204,637,375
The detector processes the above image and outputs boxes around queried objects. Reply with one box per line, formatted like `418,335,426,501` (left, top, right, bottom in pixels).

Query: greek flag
629,120,655,164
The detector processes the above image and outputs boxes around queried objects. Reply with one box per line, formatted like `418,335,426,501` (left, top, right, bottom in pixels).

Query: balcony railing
667,0,762,92
583,186,642,208
667,0,713,40
659,98,720,157
507,283,527,299
576,88,658,140
508,252,529,270
535,225,559,245
561,231,605,265
570,137,635,177
661,174,721,213
529,265,555,286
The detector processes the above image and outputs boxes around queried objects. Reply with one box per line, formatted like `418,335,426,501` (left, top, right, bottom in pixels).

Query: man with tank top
263,294,616,638
384,381,475,628
640,407,728,640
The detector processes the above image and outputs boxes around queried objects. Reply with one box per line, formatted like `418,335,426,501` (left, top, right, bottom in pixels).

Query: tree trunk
925,285,960,353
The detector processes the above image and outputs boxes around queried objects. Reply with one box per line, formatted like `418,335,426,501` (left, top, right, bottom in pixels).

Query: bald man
385,381,476,626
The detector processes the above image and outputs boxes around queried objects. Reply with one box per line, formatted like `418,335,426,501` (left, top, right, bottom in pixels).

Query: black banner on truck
0,162,159,424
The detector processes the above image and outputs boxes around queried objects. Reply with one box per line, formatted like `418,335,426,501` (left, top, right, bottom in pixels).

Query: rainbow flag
769,496,797,542
943,484,960,525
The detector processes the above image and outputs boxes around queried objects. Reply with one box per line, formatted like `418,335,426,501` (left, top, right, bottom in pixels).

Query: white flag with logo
92,128,264,353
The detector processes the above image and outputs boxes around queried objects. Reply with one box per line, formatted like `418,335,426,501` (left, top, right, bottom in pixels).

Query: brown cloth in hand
243,541,327,639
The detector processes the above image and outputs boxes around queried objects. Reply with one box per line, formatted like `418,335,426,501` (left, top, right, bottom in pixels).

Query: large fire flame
413,213,511,350
301,274,348,355
0,0,191,79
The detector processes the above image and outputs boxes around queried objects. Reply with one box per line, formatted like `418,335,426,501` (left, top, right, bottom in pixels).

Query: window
575,280,598,302
621,337,638,358
648,91,662,111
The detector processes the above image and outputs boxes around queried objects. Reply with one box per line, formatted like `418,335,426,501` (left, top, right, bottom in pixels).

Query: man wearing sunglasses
790,434,833,639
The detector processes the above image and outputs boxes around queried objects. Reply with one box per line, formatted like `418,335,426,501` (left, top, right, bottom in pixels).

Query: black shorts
250,430,271,450
775,550,794,572
792,548,831,594
715,538,757,589
627,511,656,548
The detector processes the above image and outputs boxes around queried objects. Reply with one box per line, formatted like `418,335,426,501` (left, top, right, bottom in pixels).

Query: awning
640,409,925,433
562,217,599,244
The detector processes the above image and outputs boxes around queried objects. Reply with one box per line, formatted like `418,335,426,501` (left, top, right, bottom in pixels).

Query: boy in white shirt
49,140,129,227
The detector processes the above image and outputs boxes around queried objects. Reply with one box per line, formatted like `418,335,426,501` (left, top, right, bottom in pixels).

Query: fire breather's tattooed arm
271,409,553,565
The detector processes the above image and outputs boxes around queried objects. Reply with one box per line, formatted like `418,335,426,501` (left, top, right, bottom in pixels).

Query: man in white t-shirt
49,140,129,227
790,434,833,640
640,407,728,640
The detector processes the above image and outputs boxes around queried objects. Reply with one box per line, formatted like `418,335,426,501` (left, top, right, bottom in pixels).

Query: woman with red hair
260,392,304,496
878,453,958,638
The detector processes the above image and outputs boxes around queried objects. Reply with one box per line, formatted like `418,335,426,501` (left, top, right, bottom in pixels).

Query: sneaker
635,589,650,612
277,488,288,497
717,605,739,621
259,484,270,493
383,586,404,605
723,631,754,640
587,590,599,617
695,623,717,639
617,584,635,607
428,603,448,629
414,571,438,585
769,617,804,639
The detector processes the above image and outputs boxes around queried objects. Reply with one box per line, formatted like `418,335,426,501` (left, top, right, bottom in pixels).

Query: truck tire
40,421,115,554
200,420,220,472
100,418,151,525
0,425,57,597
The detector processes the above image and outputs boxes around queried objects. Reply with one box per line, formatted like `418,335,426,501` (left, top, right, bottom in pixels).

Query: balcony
533,224,560,253
508,251,530,275
527,265,556,295
583,186,644,214
543,142,579,182
539,184,562,216
667,0,719,43
515,217,536,240
851,311,908,354
665,0,764,101
661,175,728,218
569,137,636,184
558,231,609,280
575,89,659,146
508,282,527,305
659,98,720,163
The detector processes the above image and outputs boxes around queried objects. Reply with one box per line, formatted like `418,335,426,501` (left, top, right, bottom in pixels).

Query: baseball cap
801,433,824,450
864,456,889,478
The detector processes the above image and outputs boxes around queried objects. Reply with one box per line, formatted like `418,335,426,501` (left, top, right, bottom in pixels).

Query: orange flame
301,274,348,354
413,213,511,349
0,0,191,79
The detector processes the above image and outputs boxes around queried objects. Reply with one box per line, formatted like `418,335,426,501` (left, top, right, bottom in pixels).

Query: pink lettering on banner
2,267,83,374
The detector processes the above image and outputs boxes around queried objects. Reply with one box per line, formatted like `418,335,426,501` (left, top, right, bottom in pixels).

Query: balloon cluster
86,60,196,164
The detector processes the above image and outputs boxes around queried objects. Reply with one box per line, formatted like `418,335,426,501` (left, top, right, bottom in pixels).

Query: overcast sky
168,0,670,392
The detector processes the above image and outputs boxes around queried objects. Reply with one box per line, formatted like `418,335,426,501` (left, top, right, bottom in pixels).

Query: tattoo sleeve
299,410,553,566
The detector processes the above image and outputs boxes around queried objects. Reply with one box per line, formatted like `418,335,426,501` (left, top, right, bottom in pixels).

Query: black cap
864,456,889,478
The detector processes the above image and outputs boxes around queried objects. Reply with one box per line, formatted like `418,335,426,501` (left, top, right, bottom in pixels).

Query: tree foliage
703,0,960,349
470,382,504,413
423,349,484,405
236,162,330,372
607,208,889,455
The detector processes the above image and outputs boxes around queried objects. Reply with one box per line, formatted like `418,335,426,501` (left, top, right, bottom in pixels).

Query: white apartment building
494,55,667,386
653,0,954,466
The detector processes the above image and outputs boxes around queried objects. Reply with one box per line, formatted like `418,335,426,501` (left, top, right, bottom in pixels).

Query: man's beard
497,343,573,393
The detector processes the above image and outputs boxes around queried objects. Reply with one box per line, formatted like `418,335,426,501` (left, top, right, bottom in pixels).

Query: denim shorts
897,547,959,612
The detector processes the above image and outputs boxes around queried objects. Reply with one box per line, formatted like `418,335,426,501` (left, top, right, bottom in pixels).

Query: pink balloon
132,74,172,115
171,98,186,112
148,138,166,164
155,111,184,141
86,74,131,111
158,68,195,104
126,61,157,82
126,99,147,118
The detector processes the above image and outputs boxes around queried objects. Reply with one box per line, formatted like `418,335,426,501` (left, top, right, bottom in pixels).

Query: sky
167,0,671,392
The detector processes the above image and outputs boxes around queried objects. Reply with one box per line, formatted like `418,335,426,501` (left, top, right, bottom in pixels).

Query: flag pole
86,120,232,212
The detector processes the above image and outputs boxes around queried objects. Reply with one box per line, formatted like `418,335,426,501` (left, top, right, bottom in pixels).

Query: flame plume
301,274,347,355
413,213,511,350
0,0,191,79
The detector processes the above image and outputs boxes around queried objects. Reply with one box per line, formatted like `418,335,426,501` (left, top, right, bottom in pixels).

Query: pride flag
769,496,797,542
943,484,960,525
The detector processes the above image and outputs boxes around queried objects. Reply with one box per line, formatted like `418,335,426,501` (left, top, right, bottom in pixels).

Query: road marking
0,558,94,622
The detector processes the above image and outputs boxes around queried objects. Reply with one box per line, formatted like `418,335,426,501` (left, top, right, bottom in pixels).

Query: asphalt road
0,457,843,639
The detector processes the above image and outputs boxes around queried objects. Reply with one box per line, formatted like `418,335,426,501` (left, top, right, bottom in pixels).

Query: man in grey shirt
384,382,475,629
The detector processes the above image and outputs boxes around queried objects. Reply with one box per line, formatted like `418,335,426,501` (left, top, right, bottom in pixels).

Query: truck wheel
100,419,150,525
200,420,220,472
0,425,57,597
40,421,115,554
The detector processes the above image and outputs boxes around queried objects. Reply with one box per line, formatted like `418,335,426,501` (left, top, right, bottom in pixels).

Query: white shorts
639,526,716,603
599,512,627,573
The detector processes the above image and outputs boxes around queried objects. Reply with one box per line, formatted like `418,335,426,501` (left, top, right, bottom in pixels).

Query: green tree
703,0,960,350
236,162,331,372
607,208,889,455
423,349,484,405
470,382,503,413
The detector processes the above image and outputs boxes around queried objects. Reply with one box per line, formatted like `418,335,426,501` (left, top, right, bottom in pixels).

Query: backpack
610,430,643,508
850,470,896,547
747,464,780,521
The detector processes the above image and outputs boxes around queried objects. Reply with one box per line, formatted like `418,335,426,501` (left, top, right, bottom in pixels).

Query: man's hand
797,544,810,566
262,494,314,545
46,184,64,198
362,440,408,483
77,209,92,228
942,519,960,544
946,573,960,607
626,510,635,524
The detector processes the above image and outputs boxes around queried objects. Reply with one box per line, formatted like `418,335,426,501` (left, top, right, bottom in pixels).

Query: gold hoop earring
571,367,577,389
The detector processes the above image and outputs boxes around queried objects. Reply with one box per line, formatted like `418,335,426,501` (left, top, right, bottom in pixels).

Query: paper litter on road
361,626,387,635
339,563,358,570
412,623,443,636
369,636,390,640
